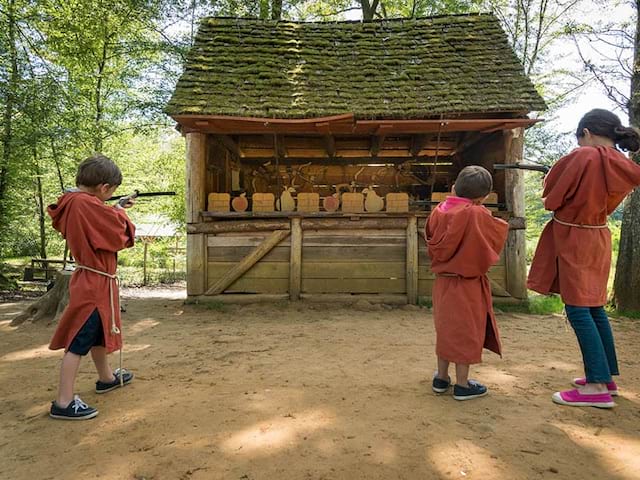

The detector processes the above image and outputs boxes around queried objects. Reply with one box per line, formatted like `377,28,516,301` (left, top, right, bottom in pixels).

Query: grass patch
417,297,432,309
608,308,640,320
528,294,564,315
494,294,565,315
184,298,227,312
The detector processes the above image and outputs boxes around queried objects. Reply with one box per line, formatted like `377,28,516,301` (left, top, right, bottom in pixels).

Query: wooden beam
188,220,290,234
370,124,393,157
489,278,511,297
204,229,291,295
186,132,207,224
214,134,241,158
410,134,428,156
324,135,336,157
189,294,289,303
289,217,302,300
406,216,419,304
452,131,498,155
299,293,408,304
238,156,454,166
274,134,288,159
187,233,206,295
504,128,527,299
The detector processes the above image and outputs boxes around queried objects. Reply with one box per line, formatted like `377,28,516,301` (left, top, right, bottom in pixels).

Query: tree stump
11,271,72,326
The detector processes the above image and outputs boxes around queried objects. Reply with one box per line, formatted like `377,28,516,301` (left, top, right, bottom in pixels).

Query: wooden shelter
166,14,546,304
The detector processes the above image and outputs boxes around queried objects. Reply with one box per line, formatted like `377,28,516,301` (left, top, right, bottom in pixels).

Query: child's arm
542,149,588,211
82,202,136,253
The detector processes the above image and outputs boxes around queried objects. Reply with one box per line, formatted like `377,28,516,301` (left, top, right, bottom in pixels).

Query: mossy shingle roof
166,14,546,120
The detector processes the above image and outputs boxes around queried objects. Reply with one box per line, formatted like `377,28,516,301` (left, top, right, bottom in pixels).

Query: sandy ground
1,289,640,480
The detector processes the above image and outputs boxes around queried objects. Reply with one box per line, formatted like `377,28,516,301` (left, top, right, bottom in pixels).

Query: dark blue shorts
68,309,105,355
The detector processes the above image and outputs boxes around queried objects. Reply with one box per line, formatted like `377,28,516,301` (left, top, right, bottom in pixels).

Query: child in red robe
426,166,508,400
528,109,640,409
48,154,136,420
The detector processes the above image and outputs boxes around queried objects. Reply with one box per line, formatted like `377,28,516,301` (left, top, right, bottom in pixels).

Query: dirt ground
1,288,639,480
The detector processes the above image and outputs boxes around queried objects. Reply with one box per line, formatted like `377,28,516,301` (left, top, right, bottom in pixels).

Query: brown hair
75,154,122,187
576,109,640,152
454,165,493,199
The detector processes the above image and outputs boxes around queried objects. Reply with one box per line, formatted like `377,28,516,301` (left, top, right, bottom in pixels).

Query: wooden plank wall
205,227,507,297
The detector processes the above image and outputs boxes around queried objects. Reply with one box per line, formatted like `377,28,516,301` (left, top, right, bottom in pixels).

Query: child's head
576,109,640,152
453,166,493,202
75,154,122,200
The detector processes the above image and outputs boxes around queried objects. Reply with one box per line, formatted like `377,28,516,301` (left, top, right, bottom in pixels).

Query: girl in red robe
528,109,640,408
426,166,509,400
48,154,136,420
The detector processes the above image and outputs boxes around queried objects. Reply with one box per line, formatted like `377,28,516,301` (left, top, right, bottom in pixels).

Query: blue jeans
565,305,619,383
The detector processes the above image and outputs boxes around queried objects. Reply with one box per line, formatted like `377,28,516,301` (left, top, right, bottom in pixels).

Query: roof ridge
200,13,497,25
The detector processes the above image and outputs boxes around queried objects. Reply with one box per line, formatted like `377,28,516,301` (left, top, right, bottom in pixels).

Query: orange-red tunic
426,197,509,364
527,146,640,307
48,192,135,353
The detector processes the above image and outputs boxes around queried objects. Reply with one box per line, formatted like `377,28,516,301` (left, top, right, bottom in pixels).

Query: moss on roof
166,14,546,119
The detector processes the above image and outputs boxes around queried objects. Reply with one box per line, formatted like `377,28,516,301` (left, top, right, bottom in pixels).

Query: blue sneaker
95,368,134,394
453,380,488,401
50,395,98,420
432,374,451,393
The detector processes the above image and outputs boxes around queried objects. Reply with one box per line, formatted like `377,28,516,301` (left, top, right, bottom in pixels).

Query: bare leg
90,346,115,383
455,364,470,387
56,351,82,407
436,357,450,380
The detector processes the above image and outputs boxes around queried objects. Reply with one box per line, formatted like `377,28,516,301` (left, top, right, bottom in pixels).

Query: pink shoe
552,389,615,408
572,378,618,396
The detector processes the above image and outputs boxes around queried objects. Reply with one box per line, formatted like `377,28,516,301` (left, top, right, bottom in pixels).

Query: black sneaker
95,368,134,394
453,380,488,401
50,395,98,420
432,374,451,393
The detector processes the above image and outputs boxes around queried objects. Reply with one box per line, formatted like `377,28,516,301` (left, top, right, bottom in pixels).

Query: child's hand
116,191,139,209
116,196,136,209
120,197,136,209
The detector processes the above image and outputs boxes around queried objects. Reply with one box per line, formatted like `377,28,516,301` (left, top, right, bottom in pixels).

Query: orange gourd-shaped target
232,193,248,212
323,194,339,212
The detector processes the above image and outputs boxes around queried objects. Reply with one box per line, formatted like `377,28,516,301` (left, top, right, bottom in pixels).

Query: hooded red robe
527,146,640,307
426,197,509,364
48,191,135,353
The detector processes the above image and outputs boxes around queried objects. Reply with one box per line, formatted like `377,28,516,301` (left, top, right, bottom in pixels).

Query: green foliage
528,294,564,315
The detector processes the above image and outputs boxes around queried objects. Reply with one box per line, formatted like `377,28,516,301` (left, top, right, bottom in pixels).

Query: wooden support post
187,233,206,296
143,241,148,286
504,128,527,299
406,216,419,304
186,132,207,224
205,229,290,295
289,217,302,300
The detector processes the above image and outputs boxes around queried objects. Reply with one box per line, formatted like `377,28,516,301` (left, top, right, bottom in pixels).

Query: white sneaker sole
453,390,488,401
49,410,99,420
552,392,615,408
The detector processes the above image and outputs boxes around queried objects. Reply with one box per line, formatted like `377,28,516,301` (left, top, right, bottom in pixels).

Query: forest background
0,0,637,311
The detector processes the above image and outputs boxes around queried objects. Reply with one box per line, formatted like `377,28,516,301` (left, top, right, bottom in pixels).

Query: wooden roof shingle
166,14,547,120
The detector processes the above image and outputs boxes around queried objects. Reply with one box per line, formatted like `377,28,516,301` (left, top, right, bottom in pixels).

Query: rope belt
436,273,481,279
552,214,607,229
75,265,124,386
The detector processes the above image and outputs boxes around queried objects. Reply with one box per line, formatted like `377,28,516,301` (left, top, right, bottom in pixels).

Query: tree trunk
271,0,282,19
33,145,47,259
11,271,72,325
0,0,18,229
613,0,640,312
360,0,379,20
614,190,640,311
